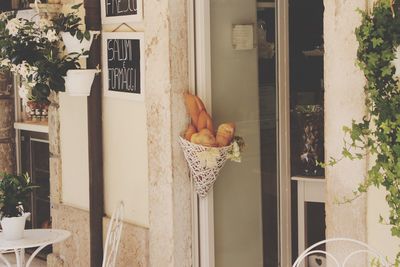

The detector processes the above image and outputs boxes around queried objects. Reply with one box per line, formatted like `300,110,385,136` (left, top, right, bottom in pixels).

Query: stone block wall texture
0,73,15,174
103,217,149,267
144,0,192,266
324,0,368,265
48,0,192,266
48,204,150,267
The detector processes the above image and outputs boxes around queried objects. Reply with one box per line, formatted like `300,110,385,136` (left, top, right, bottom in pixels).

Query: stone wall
145,0,192,266
48,0,192,266
0,72,15,174
324,0,368,264
48,87,150,267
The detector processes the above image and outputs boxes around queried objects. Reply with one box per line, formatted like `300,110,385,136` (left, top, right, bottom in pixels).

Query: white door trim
191,1,215,267
277,0,292,265
190,0,292,266
187,0,199,266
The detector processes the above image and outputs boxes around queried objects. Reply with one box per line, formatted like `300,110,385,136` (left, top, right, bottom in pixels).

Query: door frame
189,0,292,266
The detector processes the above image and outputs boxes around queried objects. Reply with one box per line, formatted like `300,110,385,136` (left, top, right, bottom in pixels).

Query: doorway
193,0,326,266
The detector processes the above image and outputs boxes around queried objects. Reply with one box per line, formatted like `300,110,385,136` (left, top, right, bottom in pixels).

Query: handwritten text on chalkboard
105,0,137,17
107,39,141,94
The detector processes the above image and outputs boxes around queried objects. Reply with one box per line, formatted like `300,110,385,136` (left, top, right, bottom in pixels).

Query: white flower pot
1,213,30,240
65,69,99,97
61,31,99,57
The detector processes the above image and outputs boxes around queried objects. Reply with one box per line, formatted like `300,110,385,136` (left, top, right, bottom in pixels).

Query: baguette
194,96,206,112
197,110,214,133
184,92,201,128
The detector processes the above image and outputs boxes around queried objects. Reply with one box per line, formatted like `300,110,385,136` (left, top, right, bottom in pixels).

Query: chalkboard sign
101,0,142,24
102,32,145,101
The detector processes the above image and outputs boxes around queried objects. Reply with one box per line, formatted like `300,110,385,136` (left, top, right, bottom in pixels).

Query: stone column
47,91,65,267
324,0,368,265
145,0,192,266
0,72,15,174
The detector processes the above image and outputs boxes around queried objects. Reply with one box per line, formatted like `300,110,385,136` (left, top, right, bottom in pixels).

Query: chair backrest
292,238,390,267
102,201,124,267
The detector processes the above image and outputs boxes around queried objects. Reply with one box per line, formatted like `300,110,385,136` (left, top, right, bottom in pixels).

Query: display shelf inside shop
291,175,325,182
14,121,49,133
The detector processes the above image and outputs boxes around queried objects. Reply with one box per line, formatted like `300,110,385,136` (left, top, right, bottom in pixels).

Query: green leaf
71,3,83,10
372,37,384,48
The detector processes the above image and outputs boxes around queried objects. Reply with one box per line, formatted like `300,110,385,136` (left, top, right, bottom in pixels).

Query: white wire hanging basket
178,136,233,197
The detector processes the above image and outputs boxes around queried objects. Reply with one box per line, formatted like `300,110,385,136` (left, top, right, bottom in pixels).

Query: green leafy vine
337,0,400,261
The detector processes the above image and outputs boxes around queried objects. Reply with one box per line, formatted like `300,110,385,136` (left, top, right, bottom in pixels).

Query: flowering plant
194,136,245,169
0,11,80,103
227,136,245,163
52,3,92,44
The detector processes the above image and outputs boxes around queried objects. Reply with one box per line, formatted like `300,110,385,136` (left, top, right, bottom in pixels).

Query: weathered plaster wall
59,93,89,210
325,0,400,263
368,187,400,262
324,0,368,264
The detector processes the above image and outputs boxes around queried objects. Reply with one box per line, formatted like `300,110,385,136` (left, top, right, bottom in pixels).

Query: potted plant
64,68,100,96
0,10,99,99
51,4,101,96
0,173,37,240
52,3,100,57
0,12,82,101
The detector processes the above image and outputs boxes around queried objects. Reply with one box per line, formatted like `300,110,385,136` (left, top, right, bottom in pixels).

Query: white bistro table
0,229,71,267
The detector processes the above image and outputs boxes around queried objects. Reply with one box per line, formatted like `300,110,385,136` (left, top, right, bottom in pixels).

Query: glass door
209,0,281,266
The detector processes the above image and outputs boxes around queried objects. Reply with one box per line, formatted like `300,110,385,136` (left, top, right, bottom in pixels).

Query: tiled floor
1,252,46,267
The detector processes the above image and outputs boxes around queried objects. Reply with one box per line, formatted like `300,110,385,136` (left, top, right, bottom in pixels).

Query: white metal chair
293,238,390,267
102,202,124,267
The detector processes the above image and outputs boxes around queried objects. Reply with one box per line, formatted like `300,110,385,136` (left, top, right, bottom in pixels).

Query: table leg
25,245,47,267
14,248,25,267
0,252,12,267
298,181,306,267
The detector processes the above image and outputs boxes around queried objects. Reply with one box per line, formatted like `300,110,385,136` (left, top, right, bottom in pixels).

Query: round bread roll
191,131,217,147
216,123,235,146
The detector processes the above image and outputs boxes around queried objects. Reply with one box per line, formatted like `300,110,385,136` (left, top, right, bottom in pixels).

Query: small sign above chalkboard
101,0,142,24
102,32,145,101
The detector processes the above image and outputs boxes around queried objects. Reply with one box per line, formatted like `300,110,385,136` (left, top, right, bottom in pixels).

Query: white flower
6,18,25,37
227,142,242,163
10,64,19,73
38,18,52,29
27,81,37,87
0,59,10,67
18,63,29,78
45,29,58,43
0,12,8,21
14,62,38,81
392,45,400,79
18,84,32,105
198,149,220,168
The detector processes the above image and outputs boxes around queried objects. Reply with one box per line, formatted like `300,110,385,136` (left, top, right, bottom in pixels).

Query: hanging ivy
333,0,400,261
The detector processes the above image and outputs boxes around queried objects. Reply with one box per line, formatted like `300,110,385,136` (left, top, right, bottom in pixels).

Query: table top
0,229,71,250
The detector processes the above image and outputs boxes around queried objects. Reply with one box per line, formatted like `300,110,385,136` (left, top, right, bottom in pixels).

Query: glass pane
289,0,325,263
210,0,278,266
289,0,325,178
